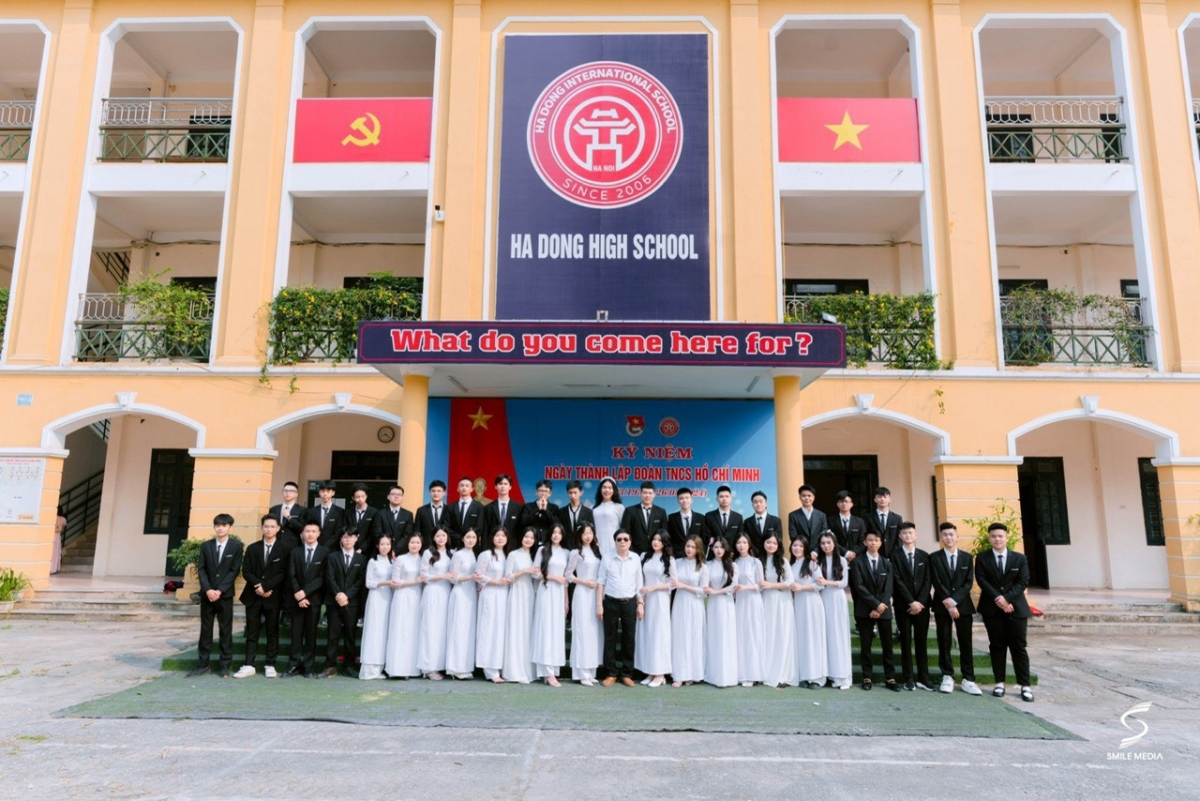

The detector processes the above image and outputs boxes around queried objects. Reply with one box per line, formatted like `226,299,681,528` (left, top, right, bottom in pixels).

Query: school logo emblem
527,61,683,209
659,417,680,437
625,415,647,437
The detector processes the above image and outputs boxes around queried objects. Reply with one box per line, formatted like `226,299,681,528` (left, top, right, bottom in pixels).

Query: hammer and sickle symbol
341,113,381,147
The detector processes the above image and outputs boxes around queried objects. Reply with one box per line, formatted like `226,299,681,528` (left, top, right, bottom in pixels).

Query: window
1017,457,1070,545
144,449,195,534
784,279,869,296
1138,458,1165,547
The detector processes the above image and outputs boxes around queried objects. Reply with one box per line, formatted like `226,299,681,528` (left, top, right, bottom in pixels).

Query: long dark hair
486,525,508,561
540,524,565,586
683,534,705,571
760,532,787,582
641,529,672,574
817,531,843,581
374,534,395,561
509,526,537,557
427,527,450,566
576,521,602,560
734,532,757,560
789,536,816,579
707,536,734,588
595,476,623,507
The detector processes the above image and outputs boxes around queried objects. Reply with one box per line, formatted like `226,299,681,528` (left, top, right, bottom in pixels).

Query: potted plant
0,567,31,614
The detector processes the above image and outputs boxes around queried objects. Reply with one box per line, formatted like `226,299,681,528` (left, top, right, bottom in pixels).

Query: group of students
189,476,1034,702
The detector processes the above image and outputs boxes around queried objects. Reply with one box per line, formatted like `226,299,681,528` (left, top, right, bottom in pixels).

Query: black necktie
393,508,399,522
321,507,328,527
721,512,727,528
880,513,886,529
571,508,577,529
345,553,351,569
264,545,271,564
500,502,507,521
683,515,689,530
871,558,878,577
644,508,650,527
908,551,914,573
306,548,314,567
998,554,1005,574
356,510,363,524
461,501,467,520
949,553,956,573
216,544,223,564
757,517,764,533
433,507,440,525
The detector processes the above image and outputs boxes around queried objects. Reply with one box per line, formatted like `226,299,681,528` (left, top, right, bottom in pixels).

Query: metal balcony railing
984,96,1127,163
1192,99,1200,153
0,100,36,161
99,97,233,163
1000,295,1149,367
784,293,937,368
74,292,214,362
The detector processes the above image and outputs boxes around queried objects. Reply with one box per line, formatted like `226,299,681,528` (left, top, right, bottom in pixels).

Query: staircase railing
59,469,105,548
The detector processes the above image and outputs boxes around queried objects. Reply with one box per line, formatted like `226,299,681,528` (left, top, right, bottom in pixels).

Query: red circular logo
659,417,680,437
527,61,683,209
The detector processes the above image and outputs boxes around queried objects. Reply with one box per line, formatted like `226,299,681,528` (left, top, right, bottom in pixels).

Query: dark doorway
145,448,196,576
802,455,880,520
1016,456,1069,589
307,450,400,509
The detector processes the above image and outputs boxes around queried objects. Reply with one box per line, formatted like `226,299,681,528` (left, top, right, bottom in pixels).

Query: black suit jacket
448,500,486,544
325,549,368,607
975,550,1031,619
787,507,829,547
741,513,783,553
865,510,904,557
930,548,976,616
621,504,669,554
704,509,744,547
239,538,290,608
557,504,595,539
519,501,560,542
484,498,524,535
371,506,416,550
891,547,932,610
288,544,330,606
306,504,348,551
850,554,894,620
268,503,307,550
346,505,379,543
415,504,448,542
829,514,868,557
666,511,706,555
198,537,243,599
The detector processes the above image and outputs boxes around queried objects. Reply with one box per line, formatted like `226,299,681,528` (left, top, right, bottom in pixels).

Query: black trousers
983,614,1030,686
243,600,281,666
602,596,637,679
326,601,360,667
855,616,895,681
933,606,975,681
198,594,234,669
289,600,322,672
896,606,932,683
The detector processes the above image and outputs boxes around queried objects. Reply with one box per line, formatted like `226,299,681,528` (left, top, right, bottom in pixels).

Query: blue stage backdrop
424,399,776,517
495,33,710,321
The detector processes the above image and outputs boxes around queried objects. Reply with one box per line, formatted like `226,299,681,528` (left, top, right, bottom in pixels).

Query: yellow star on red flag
468,406,494,430
825,111,869,150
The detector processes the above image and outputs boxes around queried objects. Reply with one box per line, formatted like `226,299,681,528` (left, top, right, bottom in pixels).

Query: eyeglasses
615,536,630,542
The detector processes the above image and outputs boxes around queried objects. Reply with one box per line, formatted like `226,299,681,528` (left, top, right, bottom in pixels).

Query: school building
1,0,1199,610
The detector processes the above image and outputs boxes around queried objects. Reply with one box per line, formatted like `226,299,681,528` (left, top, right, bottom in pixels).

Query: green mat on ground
59,674,1077,739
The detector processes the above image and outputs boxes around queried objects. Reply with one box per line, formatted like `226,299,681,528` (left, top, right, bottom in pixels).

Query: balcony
0,100,35,161
99,98,232,163
1000,289,1149,367
784,291,940,370
985,96,1126,163
74,291,214,362
267,276,422,365
1193,99,1200,153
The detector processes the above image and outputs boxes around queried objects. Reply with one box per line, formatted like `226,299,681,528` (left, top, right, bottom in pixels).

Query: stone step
55,565,94,574
9,607,196,622
1028,619,1199,636
1035,611,1199,624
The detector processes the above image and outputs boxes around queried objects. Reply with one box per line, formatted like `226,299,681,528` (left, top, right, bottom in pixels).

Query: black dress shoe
186,665,210,678
886,679,901,692
320,667,338,679
281,666,302,678
861,678,873,690
219,668,231,679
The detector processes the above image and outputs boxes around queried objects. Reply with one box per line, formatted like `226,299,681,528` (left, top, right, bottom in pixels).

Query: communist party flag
777,98,920,163
446,398,525,505
292,98,432,163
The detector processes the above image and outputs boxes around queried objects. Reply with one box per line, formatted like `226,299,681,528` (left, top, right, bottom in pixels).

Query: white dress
593,501,624,559
635,554,673,675
762,558,798,687
384,552,422,678
502,549,536,683
819,555,853,685
417,549,452,674
531,545,569,677
705,560,739,687
792,558,828,685
671,558,708,683
444,548,477,678
358,555,393,680
734,556,766,683
567,548,604,679
475,550,507,674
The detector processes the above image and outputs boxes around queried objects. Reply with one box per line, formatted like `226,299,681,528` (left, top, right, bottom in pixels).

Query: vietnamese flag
293,98,432,163
446,398,525,506
777,98,920,163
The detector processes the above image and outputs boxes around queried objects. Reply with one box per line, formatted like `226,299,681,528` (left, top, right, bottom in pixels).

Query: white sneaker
838,680,852,690
233,665,255,679
640,677,651,685
939,676,955,694
961,680,983,696
264,666,278,679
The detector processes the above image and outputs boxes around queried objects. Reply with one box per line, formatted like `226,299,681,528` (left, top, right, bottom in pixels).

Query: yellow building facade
1,0,1199,610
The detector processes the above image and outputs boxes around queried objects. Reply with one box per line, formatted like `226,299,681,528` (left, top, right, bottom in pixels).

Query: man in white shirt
597,529,644,686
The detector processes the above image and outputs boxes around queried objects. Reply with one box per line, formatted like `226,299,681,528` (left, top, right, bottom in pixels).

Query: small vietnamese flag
293,98,432,163
778,98,920,163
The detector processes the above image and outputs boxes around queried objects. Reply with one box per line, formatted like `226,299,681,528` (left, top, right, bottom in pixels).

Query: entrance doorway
802,455,879,519
1016,456,1067,589
145,448,196,576
306,450,400,509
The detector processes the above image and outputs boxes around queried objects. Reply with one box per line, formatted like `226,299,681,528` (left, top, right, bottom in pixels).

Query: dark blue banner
358,321,846,368
495,34,710,321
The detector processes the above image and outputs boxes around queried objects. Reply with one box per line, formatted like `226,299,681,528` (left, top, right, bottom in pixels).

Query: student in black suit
306,480,348,551
620,481,668,554
976,523,1034,702
268,481,307,551
323,527,368,678
930,521,982,695
891,521,934,691
557,479,594,546
347,483,378,554
703,485,743,552
741,490,783,553
484,474,524,535
667,487,706,555
828,490,867,562
787,484,828,550
188,513,244,678
415,480,448,542
850,530,899,691
234,515,290,679
519,479,559,543
371,484,415,551
865,486,904,558
284,522,328,678
448,476,485,547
